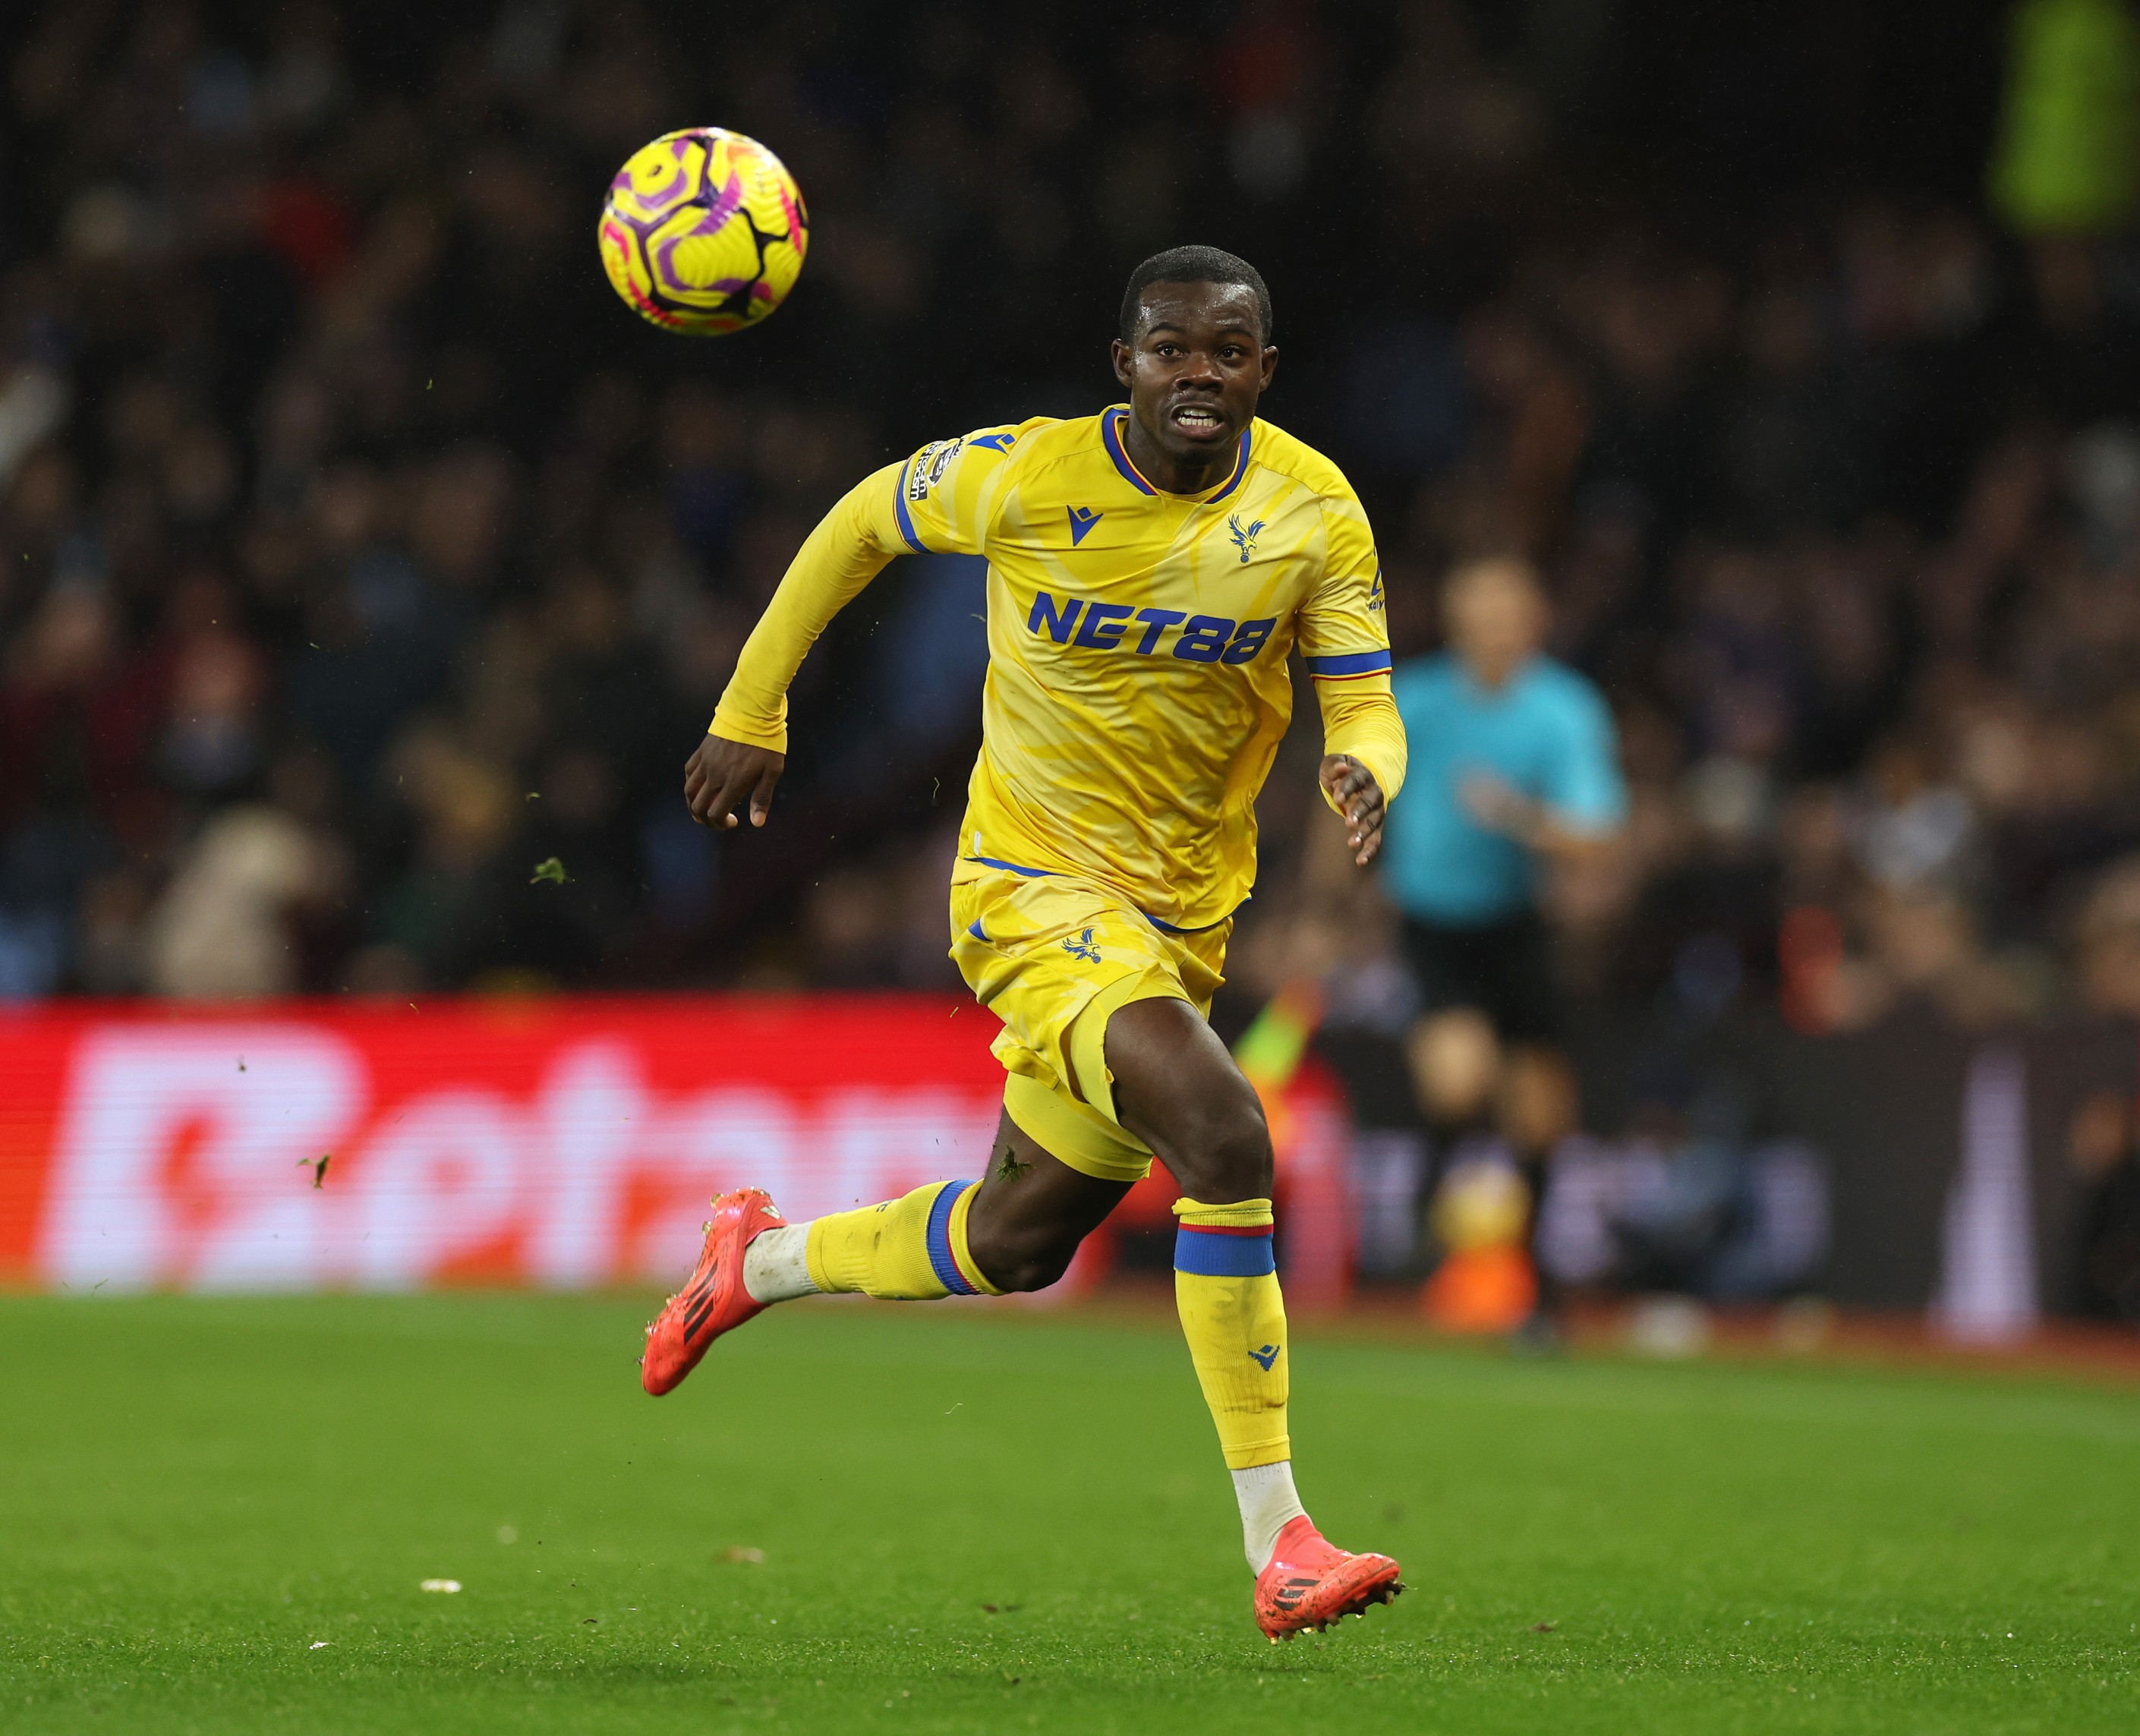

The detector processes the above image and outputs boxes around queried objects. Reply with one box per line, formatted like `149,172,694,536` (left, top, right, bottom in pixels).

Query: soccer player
645,246,1408,1640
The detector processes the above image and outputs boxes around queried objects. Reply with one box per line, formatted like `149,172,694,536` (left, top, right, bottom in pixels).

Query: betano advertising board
0,997,1352,1301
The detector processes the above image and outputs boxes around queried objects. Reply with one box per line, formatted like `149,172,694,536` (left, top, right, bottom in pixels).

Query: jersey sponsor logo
1366,566,1385,613
967,432,1017,452
1026,590,1277,664
906,438,963,501
1226,513,1265,564
1061,926,1102,964
1067,505,1104,546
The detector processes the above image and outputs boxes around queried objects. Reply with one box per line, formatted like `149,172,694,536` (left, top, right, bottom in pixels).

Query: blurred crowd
4,0,2140,1044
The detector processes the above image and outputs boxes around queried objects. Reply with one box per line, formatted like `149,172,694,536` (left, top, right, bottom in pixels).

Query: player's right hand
685,733,785,830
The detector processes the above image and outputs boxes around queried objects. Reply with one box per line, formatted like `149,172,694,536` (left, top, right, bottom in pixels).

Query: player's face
1111,282,1277,469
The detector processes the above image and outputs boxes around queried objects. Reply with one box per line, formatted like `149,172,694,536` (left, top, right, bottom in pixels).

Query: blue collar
1102,409,1251,503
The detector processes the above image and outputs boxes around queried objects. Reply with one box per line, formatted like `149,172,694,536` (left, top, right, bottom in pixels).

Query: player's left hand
1320,755,1385,867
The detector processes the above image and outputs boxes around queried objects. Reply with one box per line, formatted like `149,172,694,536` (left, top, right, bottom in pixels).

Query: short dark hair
1117,246,1274,345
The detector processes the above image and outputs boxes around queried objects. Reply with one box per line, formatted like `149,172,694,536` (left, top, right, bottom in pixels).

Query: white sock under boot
1231,1459,1309,1572
742,1223,819,1305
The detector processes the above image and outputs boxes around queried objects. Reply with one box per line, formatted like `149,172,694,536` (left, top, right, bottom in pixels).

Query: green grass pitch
2,1293,2137,1734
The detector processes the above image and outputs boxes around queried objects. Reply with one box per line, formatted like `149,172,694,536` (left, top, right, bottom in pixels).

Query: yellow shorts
948,864,1230,1183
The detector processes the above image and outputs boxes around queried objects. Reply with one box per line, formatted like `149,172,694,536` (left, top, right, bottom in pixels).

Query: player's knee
1166,1089,1274,1204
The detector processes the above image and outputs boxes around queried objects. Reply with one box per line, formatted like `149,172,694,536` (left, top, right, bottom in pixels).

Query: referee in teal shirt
1382,558,1626,1335
1384,558,1626,1054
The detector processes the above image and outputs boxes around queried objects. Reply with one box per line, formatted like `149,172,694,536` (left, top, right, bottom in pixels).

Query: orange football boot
641,1187,786,1395
1253,1515,1404,1640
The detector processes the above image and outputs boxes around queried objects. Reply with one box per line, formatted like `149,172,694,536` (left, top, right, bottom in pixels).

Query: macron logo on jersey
1027,591,1277,664
1067,506,1104,546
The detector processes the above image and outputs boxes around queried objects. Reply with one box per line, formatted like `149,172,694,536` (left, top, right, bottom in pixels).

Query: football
597,127,808,335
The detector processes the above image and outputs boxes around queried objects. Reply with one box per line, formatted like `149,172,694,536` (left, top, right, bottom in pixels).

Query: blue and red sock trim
925,1180,980,1294
1174,1223,1277,1278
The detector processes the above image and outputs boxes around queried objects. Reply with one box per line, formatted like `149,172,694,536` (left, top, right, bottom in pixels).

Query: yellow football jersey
713,406,1404,930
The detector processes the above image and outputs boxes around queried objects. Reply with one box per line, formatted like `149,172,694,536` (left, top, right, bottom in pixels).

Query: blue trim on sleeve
892,462,927,554
1174,1226,1278,1278
925,1180,979,1295
966,919,988,940
1305,648,1393,678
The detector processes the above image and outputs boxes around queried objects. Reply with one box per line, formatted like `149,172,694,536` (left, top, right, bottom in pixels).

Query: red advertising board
0,997,1354,1302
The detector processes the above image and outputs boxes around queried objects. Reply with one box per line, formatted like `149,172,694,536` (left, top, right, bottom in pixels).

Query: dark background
0,0,2133,1053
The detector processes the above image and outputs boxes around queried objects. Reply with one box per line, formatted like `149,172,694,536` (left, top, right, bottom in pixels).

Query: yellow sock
1173,1198,1290,1470
804,1180,1003,1300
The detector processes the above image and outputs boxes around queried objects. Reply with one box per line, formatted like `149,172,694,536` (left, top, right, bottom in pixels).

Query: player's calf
960,1221,1080,1295
960,1116,1129,1293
